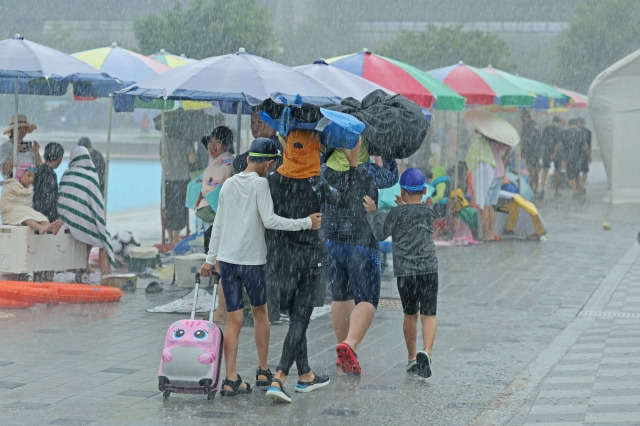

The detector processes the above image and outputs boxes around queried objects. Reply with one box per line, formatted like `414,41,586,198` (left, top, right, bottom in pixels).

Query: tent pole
104,95,113,212
236,102,242,154
11,77,19,178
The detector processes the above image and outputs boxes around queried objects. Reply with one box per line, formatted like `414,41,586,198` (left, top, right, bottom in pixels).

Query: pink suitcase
158,272,224,400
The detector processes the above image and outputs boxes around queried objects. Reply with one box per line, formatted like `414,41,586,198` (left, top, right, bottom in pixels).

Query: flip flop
336,342,361,374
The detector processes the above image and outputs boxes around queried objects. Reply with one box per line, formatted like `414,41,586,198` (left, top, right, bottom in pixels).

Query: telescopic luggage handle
193,272,220,322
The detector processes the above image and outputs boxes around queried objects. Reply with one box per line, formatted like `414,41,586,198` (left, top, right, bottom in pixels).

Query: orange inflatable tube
0,281,123,306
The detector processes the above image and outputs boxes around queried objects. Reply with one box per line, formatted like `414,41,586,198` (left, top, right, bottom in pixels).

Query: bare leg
487,206,496,239
421,315,437,355
332,300,355,343
99,249,110,275
222,309,248,390
251,303,270,373
481,206,494,241
540,168,549,193
569,179,580,199
580,172,588,186
23,219,50,235
403,313,419,361
343,301,376,351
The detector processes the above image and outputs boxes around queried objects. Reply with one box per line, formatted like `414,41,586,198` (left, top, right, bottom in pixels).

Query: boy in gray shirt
363,168,438,378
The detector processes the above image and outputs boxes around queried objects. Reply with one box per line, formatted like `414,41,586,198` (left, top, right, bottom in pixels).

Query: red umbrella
326,49,465,110
429,62,535,107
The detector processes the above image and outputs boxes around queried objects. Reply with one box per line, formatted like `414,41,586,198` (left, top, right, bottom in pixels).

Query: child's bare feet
36,223,50,235
49,220,63,235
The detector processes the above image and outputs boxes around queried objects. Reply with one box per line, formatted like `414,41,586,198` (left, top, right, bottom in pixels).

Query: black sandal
255,367,273,387
220,375,252,396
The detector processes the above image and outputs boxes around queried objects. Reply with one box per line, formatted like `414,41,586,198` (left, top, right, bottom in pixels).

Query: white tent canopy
589,48,640,203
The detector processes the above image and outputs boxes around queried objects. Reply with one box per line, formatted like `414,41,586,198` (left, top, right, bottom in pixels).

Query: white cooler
174,253,207,287
0,225,88,281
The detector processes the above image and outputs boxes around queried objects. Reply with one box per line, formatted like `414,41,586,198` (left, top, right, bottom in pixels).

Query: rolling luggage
158,272,223,400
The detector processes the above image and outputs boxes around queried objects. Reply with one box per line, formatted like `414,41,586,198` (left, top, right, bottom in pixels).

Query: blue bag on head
258,95,364,149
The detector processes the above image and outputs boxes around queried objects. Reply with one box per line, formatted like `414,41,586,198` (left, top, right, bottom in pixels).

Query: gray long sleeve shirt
366,203,438,277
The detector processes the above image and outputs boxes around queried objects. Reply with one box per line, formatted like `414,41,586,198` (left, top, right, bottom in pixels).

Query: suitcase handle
192,271,220,321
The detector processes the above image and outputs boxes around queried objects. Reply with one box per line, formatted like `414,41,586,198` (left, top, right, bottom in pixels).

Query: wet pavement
2,161,640,425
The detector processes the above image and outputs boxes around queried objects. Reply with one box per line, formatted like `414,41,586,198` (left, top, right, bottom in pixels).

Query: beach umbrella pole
11,77,18,178
160,109,167,245
104,95,113,212
453,110,461,197
236,102,242,154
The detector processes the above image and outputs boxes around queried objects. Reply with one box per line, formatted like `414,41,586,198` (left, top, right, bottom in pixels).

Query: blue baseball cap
248,137,282,158
400,168,426,192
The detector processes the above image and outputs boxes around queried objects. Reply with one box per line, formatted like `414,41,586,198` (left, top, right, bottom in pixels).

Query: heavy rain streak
1,1,640,424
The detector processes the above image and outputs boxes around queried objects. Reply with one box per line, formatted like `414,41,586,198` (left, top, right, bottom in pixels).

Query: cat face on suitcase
165,320,217,347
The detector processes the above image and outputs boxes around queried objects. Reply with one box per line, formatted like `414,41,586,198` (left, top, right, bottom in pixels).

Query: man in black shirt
539,116,565,199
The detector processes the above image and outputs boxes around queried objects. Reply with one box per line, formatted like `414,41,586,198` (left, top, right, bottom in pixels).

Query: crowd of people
520,112,592,200
0,113,114,275
197,107,439,404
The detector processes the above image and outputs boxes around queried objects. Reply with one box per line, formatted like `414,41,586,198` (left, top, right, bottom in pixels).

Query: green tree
557,0,640,93
133,0,276,59
377,25,515,71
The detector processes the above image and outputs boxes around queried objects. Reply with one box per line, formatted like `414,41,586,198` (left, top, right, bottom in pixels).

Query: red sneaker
336,342,361,374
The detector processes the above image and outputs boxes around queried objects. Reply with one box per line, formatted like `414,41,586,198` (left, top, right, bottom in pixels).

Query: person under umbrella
0,114,42,179
465,112,519,242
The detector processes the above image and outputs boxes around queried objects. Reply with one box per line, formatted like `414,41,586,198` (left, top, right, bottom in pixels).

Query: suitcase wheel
207,390,216,400
163,390,171,399
158,376,169,391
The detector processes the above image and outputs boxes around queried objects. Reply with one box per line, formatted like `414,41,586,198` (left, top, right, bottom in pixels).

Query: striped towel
58,146,114,265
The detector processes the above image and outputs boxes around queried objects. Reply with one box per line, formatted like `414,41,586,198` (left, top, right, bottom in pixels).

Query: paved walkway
1,161,640,425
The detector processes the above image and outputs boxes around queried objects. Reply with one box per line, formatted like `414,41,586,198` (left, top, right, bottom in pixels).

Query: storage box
174,253,207,287
0,225,88,278
126,246,161,272
101,274,137,292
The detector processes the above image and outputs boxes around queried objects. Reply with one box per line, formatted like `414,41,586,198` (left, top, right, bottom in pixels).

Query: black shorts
165,180,189,230
542,153,561,170
566,161,581,180
397,272,439,316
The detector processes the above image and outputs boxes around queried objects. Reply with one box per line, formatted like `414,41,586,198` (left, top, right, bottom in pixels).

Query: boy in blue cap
362,167,438,378
199,137,322,396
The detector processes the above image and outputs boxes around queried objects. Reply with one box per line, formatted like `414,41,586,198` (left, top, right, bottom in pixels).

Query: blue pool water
56,160,162,213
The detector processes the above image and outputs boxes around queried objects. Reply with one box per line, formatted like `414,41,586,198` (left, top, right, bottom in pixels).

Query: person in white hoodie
199,137,322,397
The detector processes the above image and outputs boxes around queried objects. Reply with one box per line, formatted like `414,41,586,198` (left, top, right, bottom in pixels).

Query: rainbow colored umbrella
555,87,588,108
428,62,535,107
483,66,570,109
73,42,170,86
326,49,465,110
148,49,196,68
148,49,208,110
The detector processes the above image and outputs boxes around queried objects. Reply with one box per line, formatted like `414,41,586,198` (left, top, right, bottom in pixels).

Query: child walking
362,167,438,378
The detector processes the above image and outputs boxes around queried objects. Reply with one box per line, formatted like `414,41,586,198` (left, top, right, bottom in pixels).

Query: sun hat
3,114,37,135
465,110,520,147
400,167,426,193
248,137,282,159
